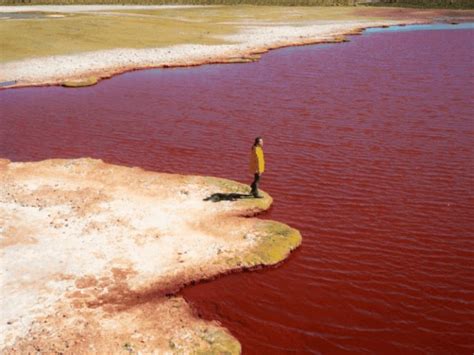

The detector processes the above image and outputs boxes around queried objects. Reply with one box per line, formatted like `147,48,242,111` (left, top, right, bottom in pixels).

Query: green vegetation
362,0,474,9
196,328,241,355
205,176,302,267
205,175,273,211
206,176,250,195
1,0,358,5
224,220,302,267
243,220,302,266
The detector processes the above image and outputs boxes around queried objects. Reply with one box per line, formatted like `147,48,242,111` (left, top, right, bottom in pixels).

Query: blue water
365,22,474,33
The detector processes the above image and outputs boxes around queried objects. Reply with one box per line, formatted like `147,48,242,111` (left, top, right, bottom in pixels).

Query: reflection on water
1,26,473,354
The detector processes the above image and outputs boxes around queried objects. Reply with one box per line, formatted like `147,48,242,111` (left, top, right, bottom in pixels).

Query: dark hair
253,136,262,147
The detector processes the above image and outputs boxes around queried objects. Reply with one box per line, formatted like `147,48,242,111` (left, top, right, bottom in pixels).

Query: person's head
254,136,263,147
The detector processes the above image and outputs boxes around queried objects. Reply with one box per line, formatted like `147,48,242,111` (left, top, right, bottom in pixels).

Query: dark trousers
250,173,261,197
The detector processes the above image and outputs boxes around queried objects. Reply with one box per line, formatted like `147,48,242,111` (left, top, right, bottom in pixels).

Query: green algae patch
245,220,302,266
166,326,241,355
62,76,98,87
223,220,301,269
201,174,301,268
194,328,241,355
234,190,272,213
204,176,250,195
202,175,273,212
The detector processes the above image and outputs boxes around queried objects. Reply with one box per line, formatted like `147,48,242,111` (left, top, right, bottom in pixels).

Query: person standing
249,137,265,198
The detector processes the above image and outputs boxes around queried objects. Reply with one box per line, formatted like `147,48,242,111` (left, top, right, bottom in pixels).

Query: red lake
1,24,473,354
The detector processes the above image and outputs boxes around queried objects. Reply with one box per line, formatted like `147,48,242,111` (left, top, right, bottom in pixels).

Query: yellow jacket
249,145,265,174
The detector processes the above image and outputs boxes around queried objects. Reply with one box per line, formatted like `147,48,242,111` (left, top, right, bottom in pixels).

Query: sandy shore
0,21,412,88
0,158,301,353
2,5,472,89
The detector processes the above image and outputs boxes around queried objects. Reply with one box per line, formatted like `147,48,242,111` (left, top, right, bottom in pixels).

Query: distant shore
1,5,473,89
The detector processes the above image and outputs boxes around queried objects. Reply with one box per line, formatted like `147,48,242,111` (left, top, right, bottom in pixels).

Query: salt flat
1,5,471,88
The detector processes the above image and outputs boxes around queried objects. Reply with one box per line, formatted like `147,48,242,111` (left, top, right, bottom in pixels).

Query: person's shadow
203,192,254,202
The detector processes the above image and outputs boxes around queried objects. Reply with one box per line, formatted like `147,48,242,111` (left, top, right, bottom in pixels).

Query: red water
1,27,473,354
